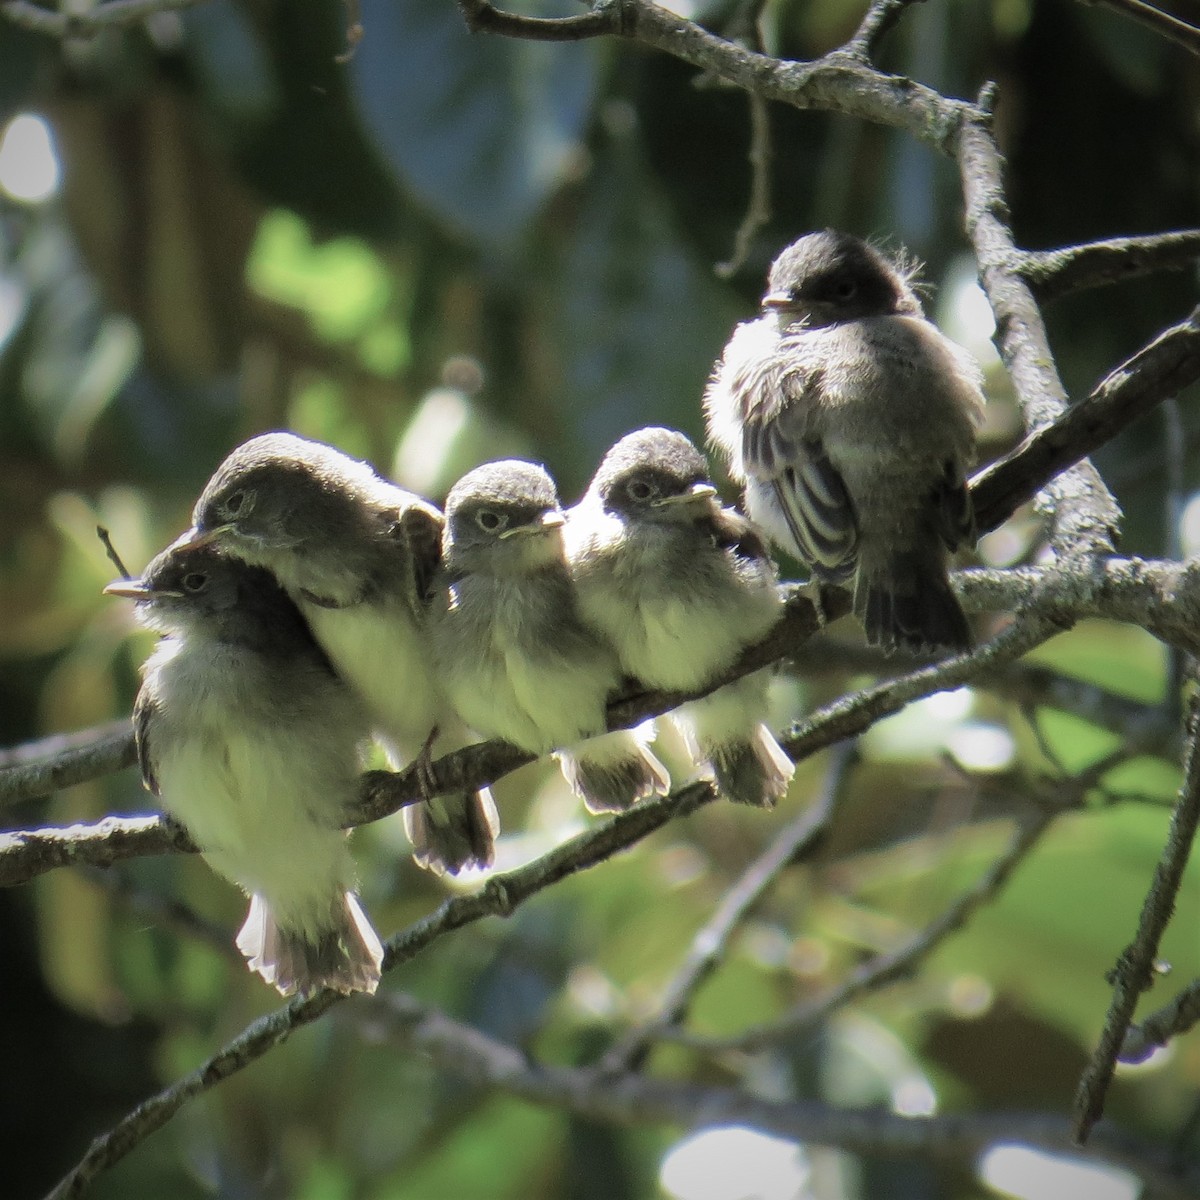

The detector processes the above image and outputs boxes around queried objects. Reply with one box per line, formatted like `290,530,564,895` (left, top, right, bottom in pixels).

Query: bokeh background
2,0,1199,1197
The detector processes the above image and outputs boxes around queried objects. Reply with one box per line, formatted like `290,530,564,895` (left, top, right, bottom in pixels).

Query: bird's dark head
762,230,921,328
589,427,718,524
104,542,294,641
443,460,565,575
187,432,384,562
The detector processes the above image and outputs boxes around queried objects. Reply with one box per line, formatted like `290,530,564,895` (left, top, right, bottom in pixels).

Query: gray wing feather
133,688,160,795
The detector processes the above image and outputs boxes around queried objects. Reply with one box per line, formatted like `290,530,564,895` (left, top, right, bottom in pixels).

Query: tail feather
709,725,795,808
558,727,671,814
854,549,970,655
404,788,499,876
236,892,383,997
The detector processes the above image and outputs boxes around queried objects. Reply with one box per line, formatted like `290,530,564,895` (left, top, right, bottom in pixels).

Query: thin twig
44,781,715,1199
714,89,772,279
600,742,856,1072
673,799,1059,1052
1085,0,1200,58
353,991,1200,1200
843,0,921,60
1120,977,1200,1065
95,527,132,580
1074,680,1200,1142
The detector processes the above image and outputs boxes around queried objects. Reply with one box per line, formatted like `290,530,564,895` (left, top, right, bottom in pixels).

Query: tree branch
1020,230,1200,303
0,720,138,806
600,742,855,1073
958,100,1122,555
673,794,1060,1052
1120,977,1200,1065
352,991,1200,1200
44,781,716,1199
970,305,1200,536
1082,0,1200,58
1074,680,1200,1142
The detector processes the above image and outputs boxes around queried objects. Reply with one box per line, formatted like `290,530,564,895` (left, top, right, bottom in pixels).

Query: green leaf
348,0,599,249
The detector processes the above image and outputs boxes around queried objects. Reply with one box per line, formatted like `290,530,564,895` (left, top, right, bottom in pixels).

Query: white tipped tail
236,892,384,997
673,672,794,808
404,787,499,876
557,725,671,814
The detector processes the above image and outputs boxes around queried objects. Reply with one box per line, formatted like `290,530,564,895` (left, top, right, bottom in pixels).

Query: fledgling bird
184,432,497,876
704,229,985,654
430,459,671,814
106,543,383,996
567,427,794,808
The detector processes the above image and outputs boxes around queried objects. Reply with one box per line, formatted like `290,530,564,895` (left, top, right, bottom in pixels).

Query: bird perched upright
429,459,670,814
566,427,794,808
184,432,496,876
106,543,383,996
704,229,985,654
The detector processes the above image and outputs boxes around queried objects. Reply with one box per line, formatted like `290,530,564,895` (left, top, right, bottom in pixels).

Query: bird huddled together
106,230,986,1000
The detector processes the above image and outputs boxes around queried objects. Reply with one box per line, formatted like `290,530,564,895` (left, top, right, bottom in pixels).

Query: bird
183,431,497,877
566,426,794,807
429,459,671,814
105,542,384,996
704,229,985,654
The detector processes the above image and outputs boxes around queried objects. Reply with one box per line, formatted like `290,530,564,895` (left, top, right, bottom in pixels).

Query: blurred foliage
1,0,1199,1198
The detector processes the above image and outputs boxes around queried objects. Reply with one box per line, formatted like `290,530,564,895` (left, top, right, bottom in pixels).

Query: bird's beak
499,509,566,539
762,291,793,310
171,523,231,551
652,482,719,508
103,579,182,600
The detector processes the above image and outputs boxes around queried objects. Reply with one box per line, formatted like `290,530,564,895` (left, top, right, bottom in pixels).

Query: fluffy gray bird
430,459,670,814
705,229,985,654
184,432,497,876
567,427,794,808
106,543,383,996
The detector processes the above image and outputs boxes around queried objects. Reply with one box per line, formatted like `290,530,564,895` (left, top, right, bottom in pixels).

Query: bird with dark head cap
106,541,383,996
705,229,984,655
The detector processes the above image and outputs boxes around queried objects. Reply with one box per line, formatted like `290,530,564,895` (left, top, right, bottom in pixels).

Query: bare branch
1121,978,1200,1065
600,742,855,1072
843,0,922,60
44,781,715,1198
714,89,772,279
353,991,1200,1200
1074,681,1200,1142
970,305,1200,537
1083,0,1200,58
0,720,137,804
674,798,1059,1052
958,102,1121,555
1020,229,1200,302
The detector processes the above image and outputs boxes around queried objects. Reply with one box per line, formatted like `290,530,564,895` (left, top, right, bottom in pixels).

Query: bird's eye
222,489,253,518
626,479,656,502
832,278,858,301
475,509,506,533
182,572,208,592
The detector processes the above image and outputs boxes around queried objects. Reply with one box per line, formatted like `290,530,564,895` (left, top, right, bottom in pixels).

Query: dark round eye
182,572,208,592
475,509,505,533
626,479,656,502
832,277,858,301
222,489,249,517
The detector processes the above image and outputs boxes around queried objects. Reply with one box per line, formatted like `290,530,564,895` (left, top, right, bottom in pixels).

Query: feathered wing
736,359,859,582
395,499,500,875
133,687,160,795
